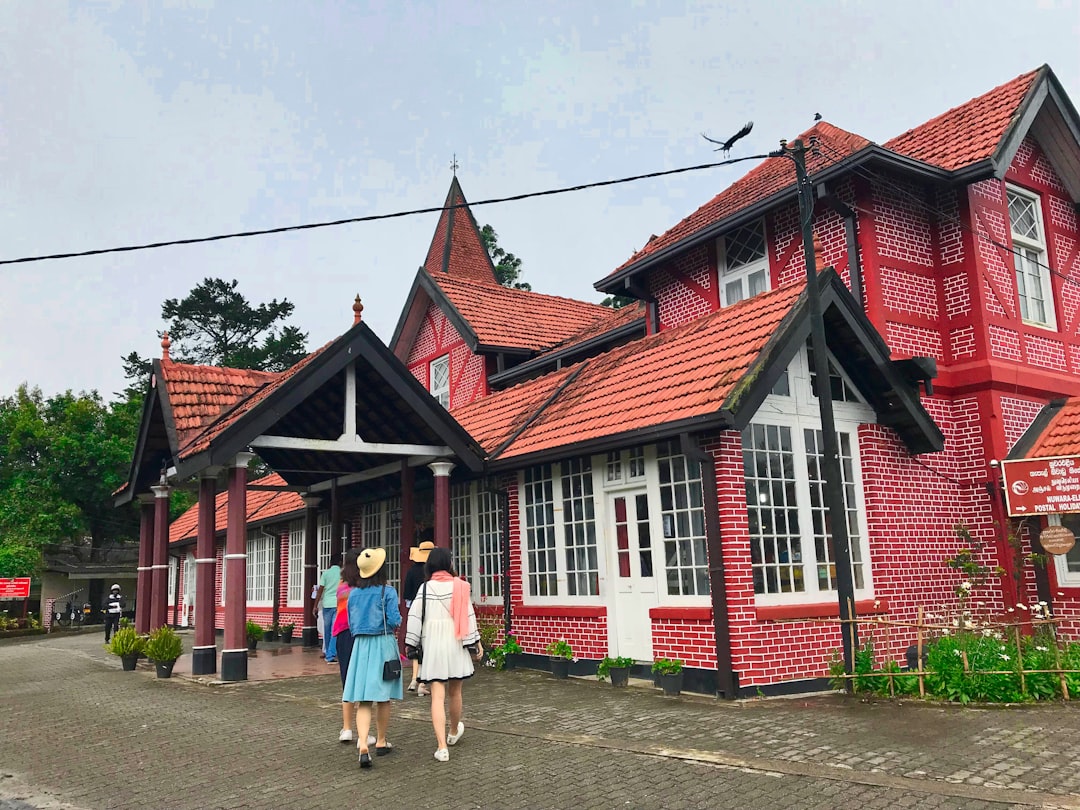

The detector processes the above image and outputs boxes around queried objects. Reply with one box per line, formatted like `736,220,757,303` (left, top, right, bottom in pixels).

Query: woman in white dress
404,547,482,763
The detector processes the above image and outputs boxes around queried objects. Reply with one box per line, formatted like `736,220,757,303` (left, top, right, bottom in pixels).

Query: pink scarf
431,570,471,640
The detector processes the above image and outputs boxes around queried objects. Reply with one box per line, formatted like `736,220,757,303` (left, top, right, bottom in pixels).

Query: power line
0,154,774,267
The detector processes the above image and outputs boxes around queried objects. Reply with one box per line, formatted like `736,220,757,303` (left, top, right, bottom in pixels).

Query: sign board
1002,455,1080,516
1039,525,1077,555
0,577,31,599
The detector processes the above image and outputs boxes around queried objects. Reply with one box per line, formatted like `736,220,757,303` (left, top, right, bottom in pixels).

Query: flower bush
597,655,635,681
546,638,574,660
489,634,523,670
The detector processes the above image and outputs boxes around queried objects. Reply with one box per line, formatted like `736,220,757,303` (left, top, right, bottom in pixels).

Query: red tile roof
423,178,500,286
1020,398,1080,458
169,472,304,543
430,273,617,352
159,360,278,449
453,280,805,460
884,68,1041,171
610,122,871,276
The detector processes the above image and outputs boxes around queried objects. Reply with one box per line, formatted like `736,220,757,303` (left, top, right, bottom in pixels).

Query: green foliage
0,541,43,578
596,655,635,681
144,625,183,662
944,523,1004,597
651,657,684,676
600,294,636,309
280,623,295,634
546,638,574,660
489,633,523,671
119,617,132,628
245,620,264,642
480,225,531,291
107,626,146,657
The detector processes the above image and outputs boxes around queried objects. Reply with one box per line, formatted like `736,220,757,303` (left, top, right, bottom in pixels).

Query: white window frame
744,347,875,606
1007,185,1056,329
718,218,770,307
317,512,332,575
246,528,274,607
220,544,227,606
449,483,505,605
286,519,305,607
1047,514,1080,587
361,498,402,589
655,440,710,599
603,447,647,489
184,551,196,604
168,556,178,604
430,354,450,408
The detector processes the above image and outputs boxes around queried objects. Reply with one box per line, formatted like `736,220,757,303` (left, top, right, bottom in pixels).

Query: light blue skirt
342,633,403,703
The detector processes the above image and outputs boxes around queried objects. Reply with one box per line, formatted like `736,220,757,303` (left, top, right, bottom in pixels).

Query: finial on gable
161,331,171,361
353,295,364,326
450,153,459,177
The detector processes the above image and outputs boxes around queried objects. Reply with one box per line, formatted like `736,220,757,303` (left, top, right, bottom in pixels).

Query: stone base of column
221,650,248,682
191,646,217,676
302,626,319,647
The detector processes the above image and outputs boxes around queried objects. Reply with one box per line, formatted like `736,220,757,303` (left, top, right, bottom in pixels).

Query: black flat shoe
375,744,394,756
359,752,372,769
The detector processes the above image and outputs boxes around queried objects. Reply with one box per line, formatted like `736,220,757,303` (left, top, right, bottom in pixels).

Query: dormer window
430,355,450,408
719,219,770,306
1007,186,1055,329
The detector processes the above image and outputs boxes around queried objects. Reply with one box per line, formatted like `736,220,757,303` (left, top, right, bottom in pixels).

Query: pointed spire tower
422,177,500,285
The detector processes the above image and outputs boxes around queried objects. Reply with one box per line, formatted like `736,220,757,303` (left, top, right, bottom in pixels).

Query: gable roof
422,177,500,285
599,65,1080,294
454,271,942,467
1009,398,1080,460
169,472,304,543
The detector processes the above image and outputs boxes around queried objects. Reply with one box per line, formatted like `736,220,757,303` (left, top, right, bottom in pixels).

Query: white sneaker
355,735,377,748
434,747,449,762
338,729,354,743
447,721,465,746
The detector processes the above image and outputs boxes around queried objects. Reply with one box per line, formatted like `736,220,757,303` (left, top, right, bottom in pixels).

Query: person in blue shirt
341,547,403,769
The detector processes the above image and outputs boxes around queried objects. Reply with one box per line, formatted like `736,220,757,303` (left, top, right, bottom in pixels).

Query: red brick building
134,64,1080,693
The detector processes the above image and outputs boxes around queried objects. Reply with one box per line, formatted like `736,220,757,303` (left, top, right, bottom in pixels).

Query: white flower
941,628,951,636
1036,645,1049,652
964,621,975,629
1007,608,1015,613
1039,601,1048,607
953,648,962,656
874,600,881,608
960,581,973,591
1000,653,1011,661
1016,604,1028,611
982,629,994,637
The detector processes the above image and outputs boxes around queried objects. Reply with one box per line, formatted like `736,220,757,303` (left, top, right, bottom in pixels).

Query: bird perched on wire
702,121,753,155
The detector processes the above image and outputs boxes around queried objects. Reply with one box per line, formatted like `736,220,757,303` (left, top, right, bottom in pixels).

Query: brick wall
406,301,488,408
650,244,714,330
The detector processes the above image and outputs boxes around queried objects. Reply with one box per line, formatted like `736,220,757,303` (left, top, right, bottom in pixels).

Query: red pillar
301,495,321,647
429,461,455,549
135,494,155,634
149,483,171,630
221,453,252,681
192,471,218,676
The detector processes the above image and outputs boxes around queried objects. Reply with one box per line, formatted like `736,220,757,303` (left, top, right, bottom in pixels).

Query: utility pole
777,138,859,679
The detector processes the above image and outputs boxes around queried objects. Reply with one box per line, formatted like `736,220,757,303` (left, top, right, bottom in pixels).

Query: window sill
648,606,713,621
515,605,607,619
475,604,504,617
755,598,887,622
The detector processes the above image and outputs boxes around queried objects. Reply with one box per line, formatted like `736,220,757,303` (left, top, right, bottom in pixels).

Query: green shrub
144,626,183,662
489,634,523,671
546,638,574,660
597,655,635,681
651,657,683,676
107,627,145,657
245,620,264,642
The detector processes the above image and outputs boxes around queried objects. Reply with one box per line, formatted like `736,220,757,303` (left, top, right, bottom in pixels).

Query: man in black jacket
104,584,126,642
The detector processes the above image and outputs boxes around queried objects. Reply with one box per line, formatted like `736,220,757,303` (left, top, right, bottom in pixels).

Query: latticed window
287,519,304,606
430,354,450,408
361,498,402,589
246,529,274,605
1007,186,1055,328
168,555,178,604
476,489,502,599
562,457,599,596
523,464,558,596
657,440,708,596
720,219,770,306
450,483,473,584
317,512,332,574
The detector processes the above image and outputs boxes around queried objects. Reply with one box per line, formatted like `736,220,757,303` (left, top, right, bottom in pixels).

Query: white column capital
232,452,256,469
151,484,171,499
428,460,456,478
301,495,321,509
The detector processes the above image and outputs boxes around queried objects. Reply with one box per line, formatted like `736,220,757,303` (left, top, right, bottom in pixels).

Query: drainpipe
680,433,736,699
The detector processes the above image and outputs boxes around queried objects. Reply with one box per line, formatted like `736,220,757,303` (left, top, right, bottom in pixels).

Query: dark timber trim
1008,398,1068,460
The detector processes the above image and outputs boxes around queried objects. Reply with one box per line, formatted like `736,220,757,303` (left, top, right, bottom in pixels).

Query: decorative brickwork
999,396,1045,452
881,265,939,320
651,245,713,330
950,326,976,359
406,302,487,409
988,324,1022,361
871,174,934,268
1024,332,1068,371
885,321,944,360
943,274,970,319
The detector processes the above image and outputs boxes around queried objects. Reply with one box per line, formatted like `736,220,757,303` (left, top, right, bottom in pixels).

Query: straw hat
357,547,387,579
410,540,435,563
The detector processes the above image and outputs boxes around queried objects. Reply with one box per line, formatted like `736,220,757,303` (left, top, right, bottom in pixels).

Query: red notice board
1002,455,1080,516
0,577,31,599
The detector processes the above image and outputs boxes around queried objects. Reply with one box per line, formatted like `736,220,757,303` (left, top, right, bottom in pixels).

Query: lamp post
776,138,859,679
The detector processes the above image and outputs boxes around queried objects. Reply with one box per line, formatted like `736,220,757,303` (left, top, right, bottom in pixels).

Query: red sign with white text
1002,455,1080,516
0,578,31,599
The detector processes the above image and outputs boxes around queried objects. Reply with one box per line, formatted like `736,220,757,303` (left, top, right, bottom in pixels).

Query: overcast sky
0,1,1078,400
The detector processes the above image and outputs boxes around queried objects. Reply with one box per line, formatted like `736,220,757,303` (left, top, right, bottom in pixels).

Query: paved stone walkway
1,633,1079,809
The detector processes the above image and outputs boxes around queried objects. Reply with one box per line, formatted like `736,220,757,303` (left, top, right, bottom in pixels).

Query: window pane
524,465,558,597
658,444,709,596
562,458,598,595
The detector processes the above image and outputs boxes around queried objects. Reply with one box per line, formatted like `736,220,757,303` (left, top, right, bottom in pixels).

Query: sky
0,0,1078,400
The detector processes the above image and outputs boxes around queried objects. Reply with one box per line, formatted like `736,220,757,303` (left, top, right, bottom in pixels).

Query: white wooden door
181,552,196,627
609,489,657,661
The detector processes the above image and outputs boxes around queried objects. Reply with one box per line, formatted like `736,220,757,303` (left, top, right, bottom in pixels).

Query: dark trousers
336,627,354,686
104,614,121,641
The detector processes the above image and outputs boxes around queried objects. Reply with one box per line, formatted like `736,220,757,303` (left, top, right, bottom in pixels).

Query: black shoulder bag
405,583,426,663
381,586,402,681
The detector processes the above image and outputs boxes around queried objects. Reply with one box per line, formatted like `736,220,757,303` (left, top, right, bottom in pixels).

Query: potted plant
107,626,145,671
490,634,523,671
597,655,635,688
246,620,264,652
280,622,295,644
546,639,574,679
144,626,183,678
652,658,684,696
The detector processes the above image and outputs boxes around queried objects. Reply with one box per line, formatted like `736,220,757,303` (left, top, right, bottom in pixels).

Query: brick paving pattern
1,633,1078,809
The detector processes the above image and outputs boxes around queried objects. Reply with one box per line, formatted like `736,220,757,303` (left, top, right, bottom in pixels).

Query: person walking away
314,559,342,663
334,550,376,749
342,548,403,769
104,584,125,642
403,540,435,696
404,547,482,763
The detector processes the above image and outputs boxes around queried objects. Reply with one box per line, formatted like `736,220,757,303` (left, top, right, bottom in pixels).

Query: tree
600,294,636,309
123,278,309,386
480,225,531,291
